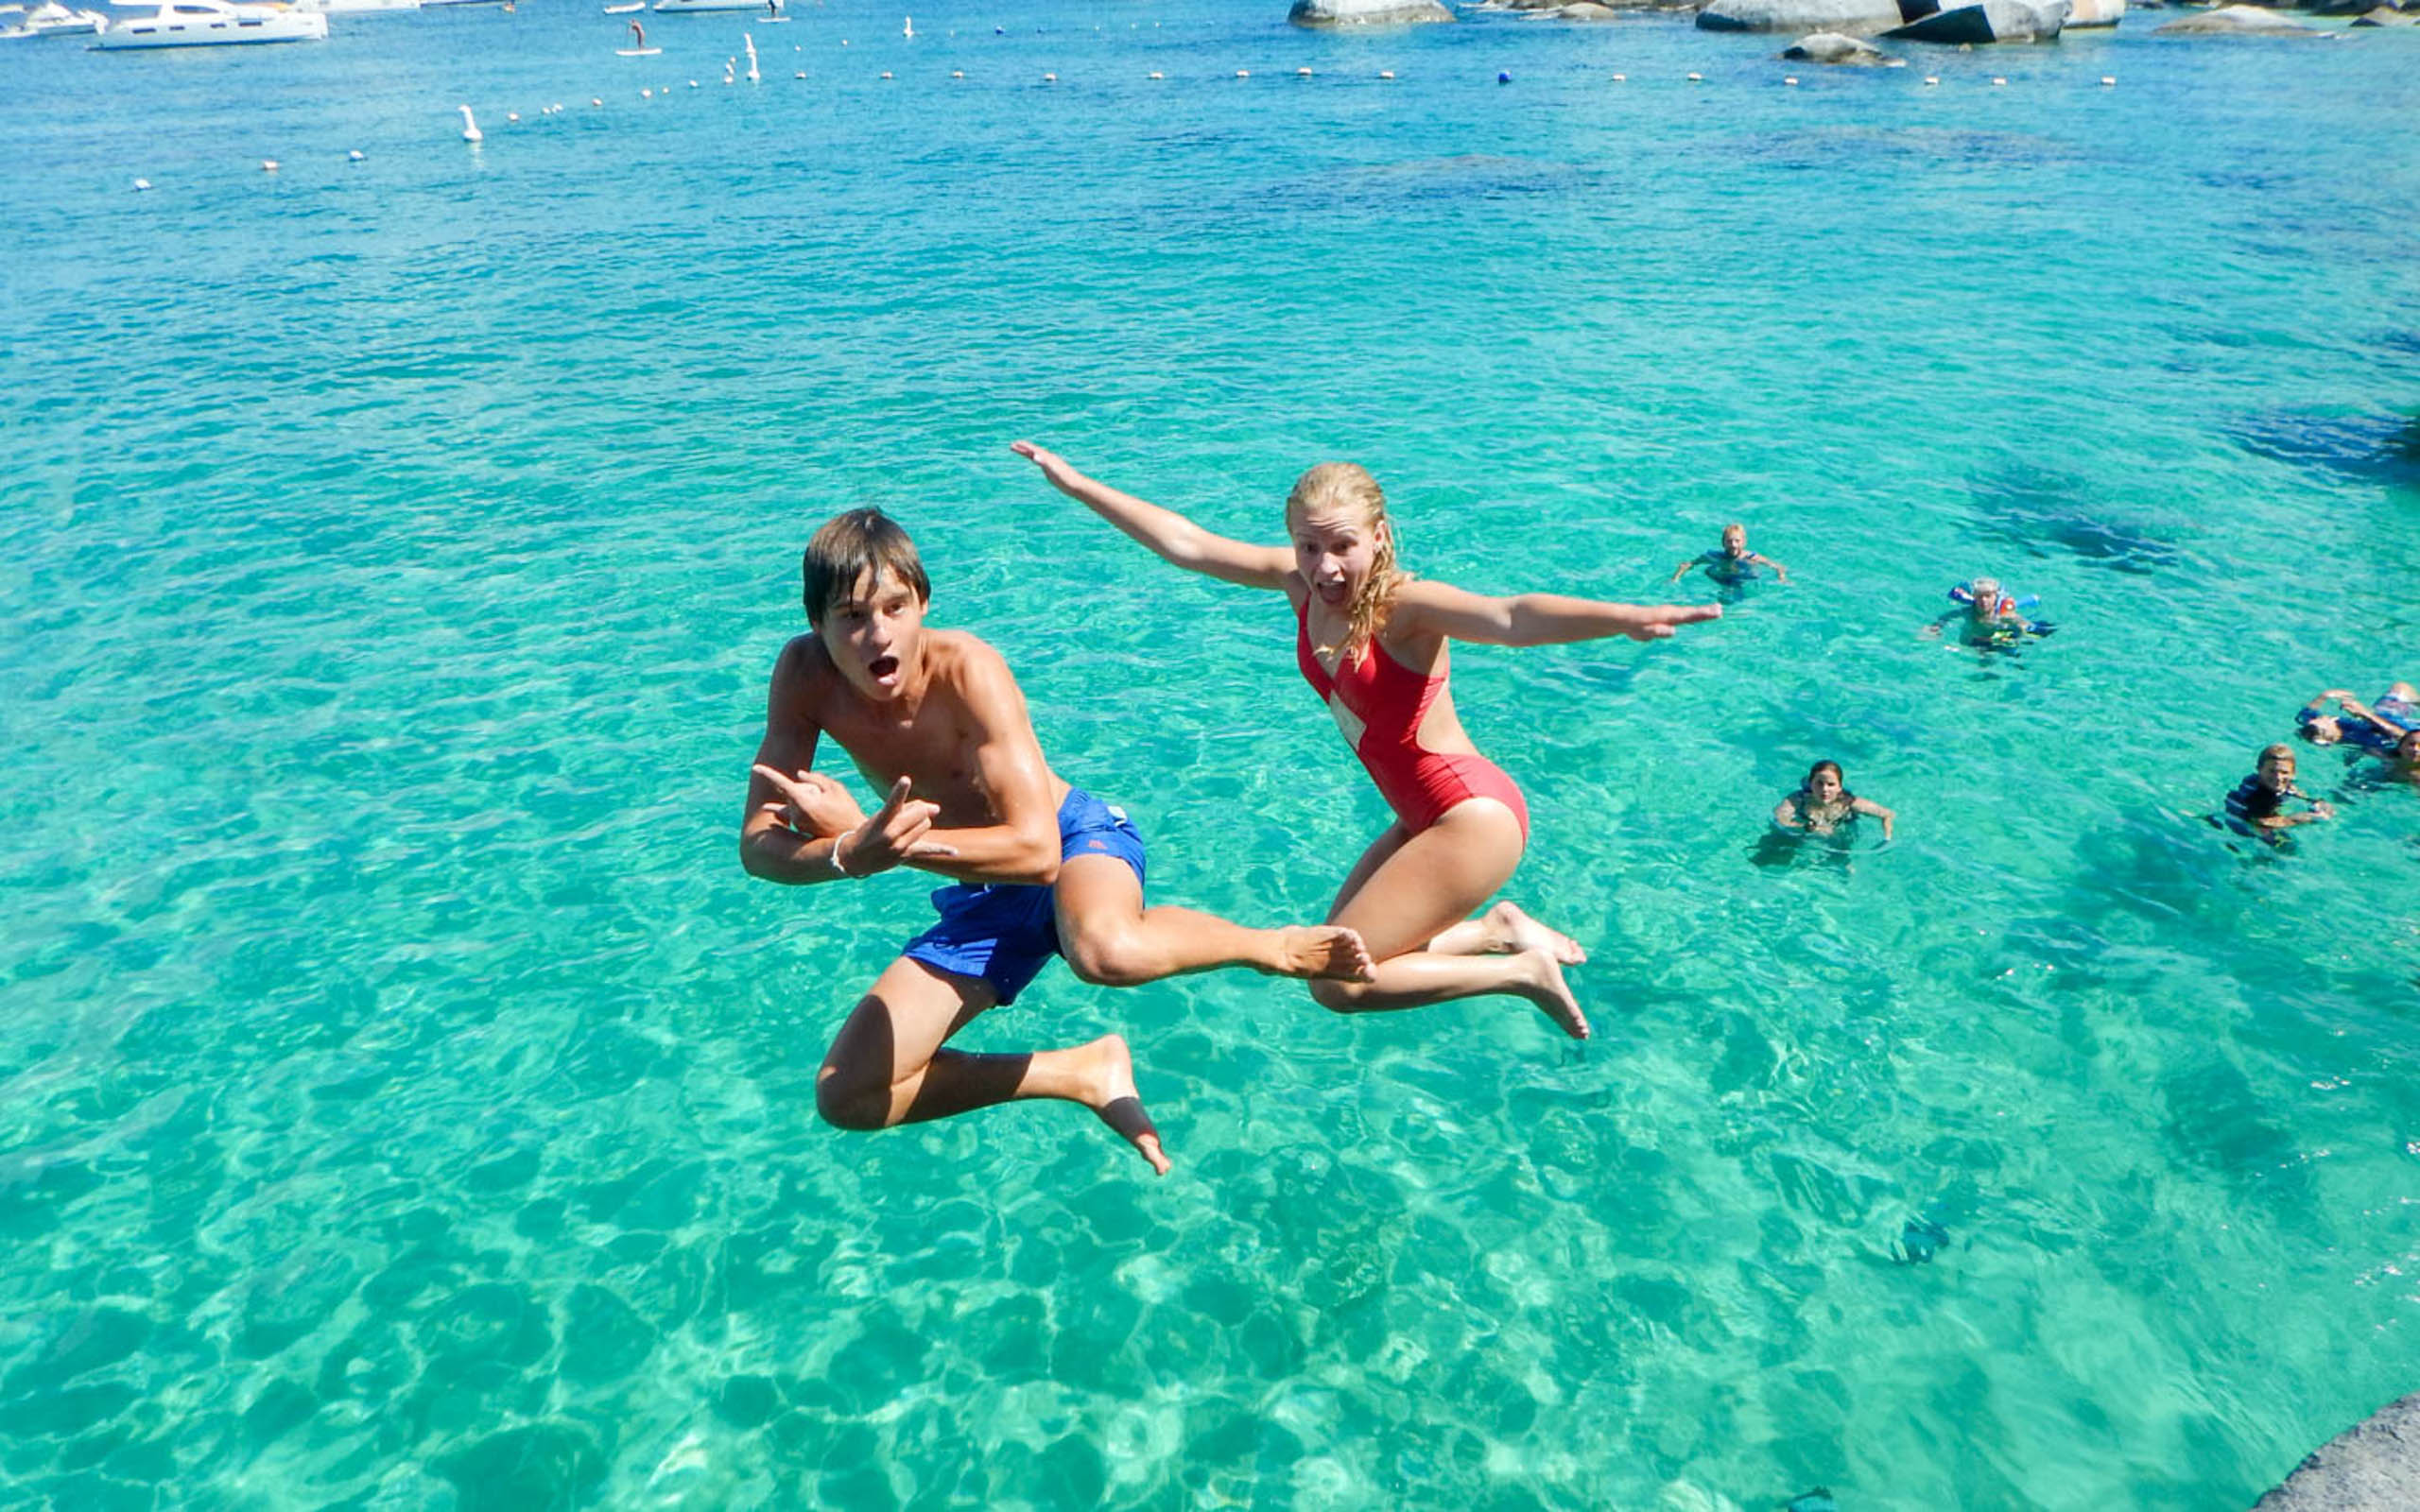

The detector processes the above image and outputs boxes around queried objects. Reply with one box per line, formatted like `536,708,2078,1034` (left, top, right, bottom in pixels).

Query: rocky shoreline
1292,0,2411,32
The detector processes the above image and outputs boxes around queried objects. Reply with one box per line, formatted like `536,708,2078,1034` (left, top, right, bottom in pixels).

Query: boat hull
95,11,327,45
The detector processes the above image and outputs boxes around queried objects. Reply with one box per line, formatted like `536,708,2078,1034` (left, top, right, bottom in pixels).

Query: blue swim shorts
901,789,1147,1005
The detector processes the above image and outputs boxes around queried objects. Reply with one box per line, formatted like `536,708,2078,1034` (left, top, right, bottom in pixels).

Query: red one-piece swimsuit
1294,596,1531,843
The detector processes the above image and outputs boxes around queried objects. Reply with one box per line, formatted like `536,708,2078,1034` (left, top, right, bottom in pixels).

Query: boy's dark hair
803,509,930,626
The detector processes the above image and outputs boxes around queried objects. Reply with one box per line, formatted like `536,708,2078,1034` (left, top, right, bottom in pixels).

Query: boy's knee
1308,978,1366,1014
1064,930,1151,988
815,1065,890,1131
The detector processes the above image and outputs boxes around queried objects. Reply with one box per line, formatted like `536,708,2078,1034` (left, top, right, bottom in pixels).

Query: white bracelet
828,834,854,877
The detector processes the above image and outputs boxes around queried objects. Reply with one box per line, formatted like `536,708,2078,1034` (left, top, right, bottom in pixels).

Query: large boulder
1884,0,2066,42
2152,4,2317,30
2253,1395,2420,1511
1782,27,1899,57
2066,0,2122,25
1697,0,1903,32
2351,6,2417,23
1289,0,1455,23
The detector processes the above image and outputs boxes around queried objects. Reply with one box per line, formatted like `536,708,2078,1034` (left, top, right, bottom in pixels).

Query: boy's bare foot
1485,901,1587,965
1270,925,1375,982
1512,949,1589,1040
1081,1035,1170,1175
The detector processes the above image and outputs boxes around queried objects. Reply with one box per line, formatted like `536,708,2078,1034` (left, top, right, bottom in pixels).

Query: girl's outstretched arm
1852,797,1895,840
1390,578,1720,647
1011,441,1294,591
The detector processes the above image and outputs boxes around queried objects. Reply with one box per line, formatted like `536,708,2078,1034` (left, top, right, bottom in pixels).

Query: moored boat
94,0,327,47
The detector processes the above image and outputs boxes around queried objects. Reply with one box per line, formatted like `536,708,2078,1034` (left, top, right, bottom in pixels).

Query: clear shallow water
3,0,2418,1504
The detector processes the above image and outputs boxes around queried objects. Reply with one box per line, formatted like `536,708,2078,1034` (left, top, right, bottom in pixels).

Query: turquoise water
5,0,2419,1504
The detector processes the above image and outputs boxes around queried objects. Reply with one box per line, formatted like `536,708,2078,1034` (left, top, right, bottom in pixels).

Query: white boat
95,0,327,46
652,0,777,12
2,1,108,36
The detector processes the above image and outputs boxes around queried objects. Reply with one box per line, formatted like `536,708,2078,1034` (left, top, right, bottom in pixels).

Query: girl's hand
1621,603,1723,643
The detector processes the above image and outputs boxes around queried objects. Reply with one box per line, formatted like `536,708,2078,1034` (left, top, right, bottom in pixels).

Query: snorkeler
1924,576,2049,645
1014,441,1720,1040
1668,524,1789,588
2295,687,2416,751
2219,744,2333,839
742,509,1374,1176
1772,761,1895,842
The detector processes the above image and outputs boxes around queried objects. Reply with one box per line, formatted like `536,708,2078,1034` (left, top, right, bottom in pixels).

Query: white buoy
1991,75,2006,85
1147,70,1162,79
506,111,520,123
1611,72,1626,81
1686,72,1702,82
1379,70,1393,79
1235,68,1248,77
952,69,963,77
1784,75,1798,85
2100,75,2115,86
1043,71,1055,81
133,177,151,191
879,69,891,78
1923,75,1939,85
642,87,653,97
348,149,364,162
261,159,279,172
592,96,603,106
1296,65,1311,77
794,69,804,77
459,104,483,142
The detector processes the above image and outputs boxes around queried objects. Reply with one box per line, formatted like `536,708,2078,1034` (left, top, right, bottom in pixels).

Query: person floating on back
741,509,1374,1176
2217,743,2333,842
1014,442,1719,1041
1772,760,1895,842
2298,683,2419,751
1668,523,1789,589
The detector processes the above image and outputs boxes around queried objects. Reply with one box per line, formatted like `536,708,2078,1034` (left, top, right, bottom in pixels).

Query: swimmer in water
2295,687,2415,751
1772,760,1895,841
1668,523,1789,588
1925,575,2045,645
2220,743,2332,840
1016,442,1720,1040
742,510,1374,1176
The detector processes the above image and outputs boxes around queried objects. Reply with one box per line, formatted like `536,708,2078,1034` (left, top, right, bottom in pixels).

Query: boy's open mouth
868,654,900,680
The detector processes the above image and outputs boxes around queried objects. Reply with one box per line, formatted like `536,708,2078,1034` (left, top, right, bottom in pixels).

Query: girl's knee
1064,929,1151,988
814,1063,890,1130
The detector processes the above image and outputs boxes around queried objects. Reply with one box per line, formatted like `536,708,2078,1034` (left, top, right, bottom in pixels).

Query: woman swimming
1772,761,1895,841
1013,442,1720,1039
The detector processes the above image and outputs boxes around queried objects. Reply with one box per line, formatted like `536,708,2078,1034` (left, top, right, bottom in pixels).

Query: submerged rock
1783,27,1899,58
1884,0,2067,43
1288,0,1455,24
2152,4,2319,31
2254,1394,2420,1510
1698,0,1903,31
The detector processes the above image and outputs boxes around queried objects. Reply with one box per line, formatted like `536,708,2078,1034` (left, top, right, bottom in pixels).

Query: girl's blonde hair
1286,461,1409,665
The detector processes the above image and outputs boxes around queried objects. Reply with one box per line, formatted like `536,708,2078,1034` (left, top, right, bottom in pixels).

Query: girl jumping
1013,442,1720,1040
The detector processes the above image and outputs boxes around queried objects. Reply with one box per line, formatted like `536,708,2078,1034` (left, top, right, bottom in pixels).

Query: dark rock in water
1289,0,1455,23
1698,0,1905,32
439,1421,606,1512
2351,5,2417,23
2253,1394,2420,1510
1787,1492,1841,1512
2153,5,2319,31
2231,407,2420,489
1884,0,2066,42
1783,27,1900,58
1967,466,2186,575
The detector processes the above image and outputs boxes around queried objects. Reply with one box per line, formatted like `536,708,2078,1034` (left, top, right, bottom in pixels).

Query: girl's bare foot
1486,901,1587,965
1081,1035,1170,1175
1512,949,1589,1040
1271,925,1376,982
